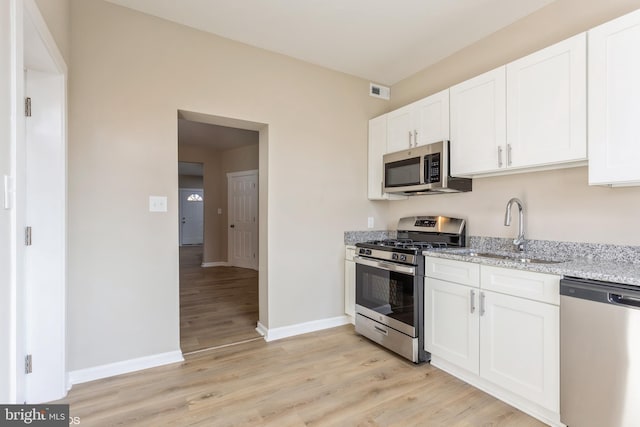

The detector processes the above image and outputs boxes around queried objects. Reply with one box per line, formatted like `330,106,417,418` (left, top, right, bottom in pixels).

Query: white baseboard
67,350,184,386
201,261,230,267
257,315,351,342
255,322,268,337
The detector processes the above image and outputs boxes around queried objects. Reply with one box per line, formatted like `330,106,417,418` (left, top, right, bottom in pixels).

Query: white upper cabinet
414,89,450,147
368,114,389,200
386,103,414,153
507,33,587,169
588,9,640,186
450,67,507,176
367,114,406,200
387,89,450,153
450,34,586,177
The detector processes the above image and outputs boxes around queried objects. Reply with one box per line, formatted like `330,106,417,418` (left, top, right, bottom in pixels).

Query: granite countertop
423,247,640,287
344,231,640,286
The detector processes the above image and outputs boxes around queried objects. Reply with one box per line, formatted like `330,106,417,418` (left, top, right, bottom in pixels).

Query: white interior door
24,69,66,403
179,188,204,246
228,170,258,270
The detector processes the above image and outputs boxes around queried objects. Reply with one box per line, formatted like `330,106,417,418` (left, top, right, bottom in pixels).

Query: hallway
180,246,261,353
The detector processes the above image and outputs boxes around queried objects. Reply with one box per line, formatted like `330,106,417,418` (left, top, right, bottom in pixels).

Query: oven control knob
400,255,407,262
366,249,372,255
392,253,399,261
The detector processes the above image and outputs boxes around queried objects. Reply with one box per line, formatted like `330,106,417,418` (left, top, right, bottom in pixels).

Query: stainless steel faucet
504,198,525,251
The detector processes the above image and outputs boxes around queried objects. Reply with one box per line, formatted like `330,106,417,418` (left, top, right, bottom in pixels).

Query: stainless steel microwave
382,141,472,195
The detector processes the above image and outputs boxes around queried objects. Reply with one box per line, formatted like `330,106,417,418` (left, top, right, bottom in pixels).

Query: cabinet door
589,9,640,186
386,104,414,153
414,89,450,146
367,114,388,200
479,290,559,412
507,33,586,169
344,247,356,318
425,277,479,374
450,67,506,176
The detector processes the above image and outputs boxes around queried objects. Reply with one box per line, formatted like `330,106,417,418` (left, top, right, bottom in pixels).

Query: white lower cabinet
344,246,356,320
425,278,479,373
480,289,559,413
425,257,560,426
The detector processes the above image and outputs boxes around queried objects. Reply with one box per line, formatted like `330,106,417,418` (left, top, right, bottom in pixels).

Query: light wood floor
180,245,261,353
57,326,544,426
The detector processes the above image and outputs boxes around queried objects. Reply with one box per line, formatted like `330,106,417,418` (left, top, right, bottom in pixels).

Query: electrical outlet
367,217,374,229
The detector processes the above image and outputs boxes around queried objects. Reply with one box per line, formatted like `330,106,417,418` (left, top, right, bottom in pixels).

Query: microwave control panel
424,153,441,184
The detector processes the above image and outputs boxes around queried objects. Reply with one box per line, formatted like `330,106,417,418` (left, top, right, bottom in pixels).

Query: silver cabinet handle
470,289,476,314
408,131,413,146
480,292,486,316
507,144,513,166
497,146,503,168
414,130,418,147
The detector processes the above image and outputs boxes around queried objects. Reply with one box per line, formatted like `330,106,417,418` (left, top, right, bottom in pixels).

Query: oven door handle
353,256,416,276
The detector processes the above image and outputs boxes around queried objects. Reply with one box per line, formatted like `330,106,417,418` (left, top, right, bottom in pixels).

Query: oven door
354,256,417,337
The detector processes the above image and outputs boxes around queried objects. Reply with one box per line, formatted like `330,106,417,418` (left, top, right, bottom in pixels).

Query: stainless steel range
354,216,466,363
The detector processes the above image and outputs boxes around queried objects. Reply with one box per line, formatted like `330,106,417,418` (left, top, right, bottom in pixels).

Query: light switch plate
367,217,374,229
149,196,167,212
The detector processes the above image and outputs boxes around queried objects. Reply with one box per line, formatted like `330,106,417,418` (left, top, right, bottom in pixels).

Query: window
186,193,203,202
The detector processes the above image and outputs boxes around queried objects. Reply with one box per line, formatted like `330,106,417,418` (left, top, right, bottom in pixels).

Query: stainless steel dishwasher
560,276,640,427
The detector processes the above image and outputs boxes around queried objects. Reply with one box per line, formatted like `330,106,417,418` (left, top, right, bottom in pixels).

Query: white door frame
8,0,68,403
227,169,258,270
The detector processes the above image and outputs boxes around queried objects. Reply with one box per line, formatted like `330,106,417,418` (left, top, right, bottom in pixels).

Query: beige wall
386,0,640,246
35,0,70,63
68,0,385,371
178,143,258,263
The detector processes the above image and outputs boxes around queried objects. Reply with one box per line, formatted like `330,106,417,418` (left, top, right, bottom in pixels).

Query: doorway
177,111,262,353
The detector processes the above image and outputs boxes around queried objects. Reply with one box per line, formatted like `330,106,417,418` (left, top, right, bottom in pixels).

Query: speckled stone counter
344,230,396,245
424,237,640,287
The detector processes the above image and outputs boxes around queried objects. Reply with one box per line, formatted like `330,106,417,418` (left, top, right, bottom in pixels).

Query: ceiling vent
369,83,390,100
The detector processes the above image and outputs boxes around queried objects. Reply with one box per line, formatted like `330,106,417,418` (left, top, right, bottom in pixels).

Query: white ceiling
105,0,556,85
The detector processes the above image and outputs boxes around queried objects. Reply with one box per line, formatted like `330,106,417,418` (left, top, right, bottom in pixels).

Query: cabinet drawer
481,265,560,305
425,257,480,287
